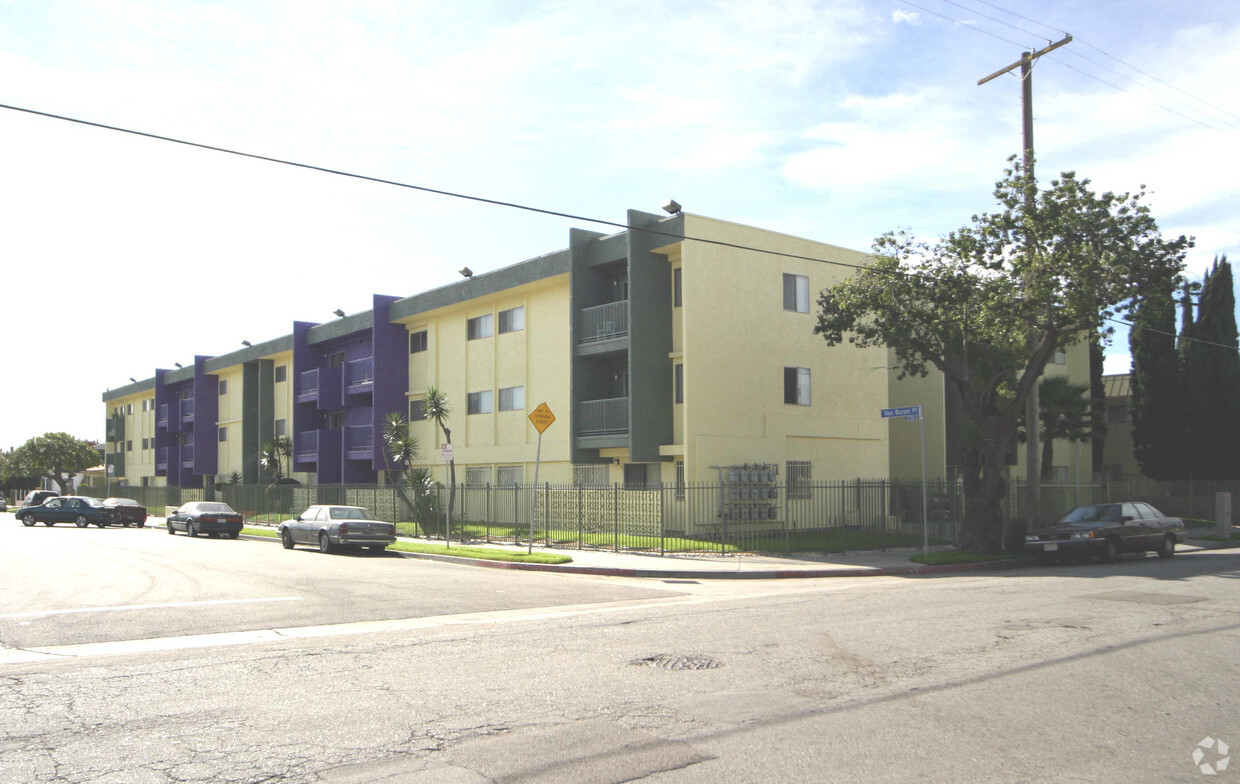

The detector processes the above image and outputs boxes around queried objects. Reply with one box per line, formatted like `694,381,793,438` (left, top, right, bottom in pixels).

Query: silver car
277,505,396,554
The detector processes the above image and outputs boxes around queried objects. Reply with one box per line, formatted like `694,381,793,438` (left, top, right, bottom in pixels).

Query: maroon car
103,497,148,527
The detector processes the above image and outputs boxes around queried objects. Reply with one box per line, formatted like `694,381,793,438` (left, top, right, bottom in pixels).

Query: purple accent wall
292,322,320,473
370,294,406,470
191,355,218,478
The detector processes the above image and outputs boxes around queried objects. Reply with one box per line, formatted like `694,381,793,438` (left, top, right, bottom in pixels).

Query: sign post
440,443,453,547
881,405,929,556
527,403,556,555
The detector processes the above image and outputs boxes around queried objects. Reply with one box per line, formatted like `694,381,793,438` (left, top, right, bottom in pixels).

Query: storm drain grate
632,654,724,670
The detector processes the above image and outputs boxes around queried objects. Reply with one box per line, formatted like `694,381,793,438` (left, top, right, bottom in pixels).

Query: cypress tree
1181,257,1240,479
1129,280,1184,479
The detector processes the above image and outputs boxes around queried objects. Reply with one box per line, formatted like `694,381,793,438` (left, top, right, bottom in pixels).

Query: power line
4,100,1231,357
1106,316,1240,353
894,0,1032,48
0,101,875,275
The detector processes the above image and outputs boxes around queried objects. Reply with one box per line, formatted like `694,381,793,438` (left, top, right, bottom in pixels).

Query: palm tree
1035,376,1094,481
423,386,454,546
259,436,293,486
381,411,421,485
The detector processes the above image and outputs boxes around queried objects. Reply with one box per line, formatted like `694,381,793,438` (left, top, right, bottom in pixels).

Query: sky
1,0,1237,449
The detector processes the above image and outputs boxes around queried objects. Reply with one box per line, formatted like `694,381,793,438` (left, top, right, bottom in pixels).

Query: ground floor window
573,464,608,487
786,460,811,499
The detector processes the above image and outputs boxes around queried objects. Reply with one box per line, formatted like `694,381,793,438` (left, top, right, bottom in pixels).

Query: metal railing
344,425,373,458
346,357,374,390
297,369,320,401
578,300,629,343
578,397,629,436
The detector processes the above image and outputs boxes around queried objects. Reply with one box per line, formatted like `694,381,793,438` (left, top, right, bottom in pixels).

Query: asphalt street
2,514,1238,783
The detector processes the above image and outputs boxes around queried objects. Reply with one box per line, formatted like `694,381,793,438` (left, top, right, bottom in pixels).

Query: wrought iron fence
65,474,1238,554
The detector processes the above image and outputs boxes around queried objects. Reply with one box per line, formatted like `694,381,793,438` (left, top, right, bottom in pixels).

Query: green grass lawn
240,525,571,564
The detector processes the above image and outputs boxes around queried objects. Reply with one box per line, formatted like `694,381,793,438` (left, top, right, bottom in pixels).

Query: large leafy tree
1129,279,1185,479
9,433,102,494
1181,256,1240,479
816,159,1191,553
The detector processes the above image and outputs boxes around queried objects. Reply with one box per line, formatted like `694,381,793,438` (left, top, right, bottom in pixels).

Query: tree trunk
444,427,455,547
1040,437,1055,482
956,426,1013,555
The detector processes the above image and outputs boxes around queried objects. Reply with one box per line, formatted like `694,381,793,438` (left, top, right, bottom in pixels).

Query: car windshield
1059,504,1123,523
328,507,374,520
193,503,237,514
82,498,106,507
106,498,139,505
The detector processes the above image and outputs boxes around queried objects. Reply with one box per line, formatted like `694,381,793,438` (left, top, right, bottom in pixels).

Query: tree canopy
816,158,1191,553
7,433,102,493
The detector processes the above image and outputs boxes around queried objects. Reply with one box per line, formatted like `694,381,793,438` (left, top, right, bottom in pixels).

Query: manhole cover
632,654,724,670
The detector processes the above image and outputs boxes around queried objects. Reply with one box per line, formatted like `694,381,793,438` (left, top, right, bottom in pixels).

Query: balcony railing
156,403,168,428
578,396,629,436
345,425,373,459
156,447,169,471
297,369,320,403
295,430,319,463
578,300,629,344
345,357,374,393
179,397,195,423
180,440,194,468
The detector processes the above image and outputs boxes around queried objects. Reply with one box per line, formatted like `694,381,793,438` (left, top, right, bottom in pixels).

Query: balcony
156,447,169,471
179,397,195,423
578,301,629,344
180,439,195,468
345,425,373,461
295,430,319,464
578,396,629,436
345,357,374,395
156,403,168,428
296,369,320,403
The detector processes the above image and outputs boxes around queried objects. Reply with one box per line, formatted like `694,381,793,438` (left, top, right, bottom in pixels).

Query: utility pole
978,35,1072,536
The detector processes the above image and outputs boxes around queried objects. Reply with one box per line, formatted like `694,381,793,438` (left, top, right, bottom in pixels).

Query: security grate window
574,464,608,487
786,461,811,499
466,466,492,486
497,465,524,486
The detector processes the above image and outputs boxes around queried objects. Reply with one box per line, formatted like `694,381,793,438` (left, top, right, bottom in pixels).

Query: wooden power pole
978,35,1072,535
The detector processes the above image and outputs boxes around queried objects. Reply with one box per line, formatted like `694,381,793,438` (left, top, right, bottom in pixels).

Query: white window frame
467,314,493,340
498,307,524,334
498,386,524,412
784,367,811,406
783,273,810,314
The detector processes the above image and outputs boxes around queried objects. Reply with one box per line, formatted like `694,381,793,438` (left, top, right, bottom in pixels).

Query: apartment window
498,386,524,412
409,399,426,421
498,307,524,334
127,403,134,415
126,440,133,452
787,461,811,499
1051,350,1066,365
141,437,148,450
467,390,493,415
784,367,811,406
673,267,682,307
328,412,346,430
467,314,493,340
328,352,345,369
466,466,492,486
674,364,684,404
497,465,524,486
218,427,227,443
275,365,287,383
218,379,228,396
409,330,428,354
623,463,651,490
675,461,685,500
275,419,287,436
783,273,810,313
574,464,608,486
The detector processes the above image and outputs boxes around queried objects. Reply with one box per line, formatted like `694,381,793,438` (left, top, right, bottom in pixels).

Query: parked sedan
166,502,244,539
103,497,149,527
1025,502,1184,561
18,496,121,527
278,505,396,553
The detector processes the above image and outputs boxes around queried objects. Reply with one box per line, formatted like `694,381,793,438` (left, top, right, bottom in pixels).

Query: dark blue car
18,496,121,527
167,502,244,539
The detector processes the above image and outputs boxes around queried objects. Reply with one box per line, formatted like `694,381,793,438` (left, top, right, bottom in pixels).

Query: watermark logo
1193,737,1230,775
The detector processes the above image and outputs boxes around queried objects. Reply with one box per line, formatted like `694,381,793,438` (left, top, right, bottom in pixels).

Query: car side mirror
1121,515,1133,523
295,515,303,522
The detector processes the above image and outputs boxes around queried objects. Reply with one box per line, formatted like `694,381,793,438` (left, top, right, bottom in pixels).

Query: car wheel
167,522,175,535
1157,534,1175,559
318,532,334,554
21,514,36,527
227,531,240,540
1102,537,1120,563
281,530,295,550
138,522,146,528
368,545,386,553
188,523,199,537
75,515,89,528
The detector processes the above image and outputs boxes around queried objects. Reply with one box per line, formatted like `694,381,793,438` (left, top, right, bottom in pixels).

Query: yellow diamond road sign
528,402,555,434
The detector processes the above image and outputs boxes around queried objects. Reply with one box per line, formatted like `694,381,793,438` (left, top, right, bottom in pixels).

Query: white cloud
893,10,919,24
